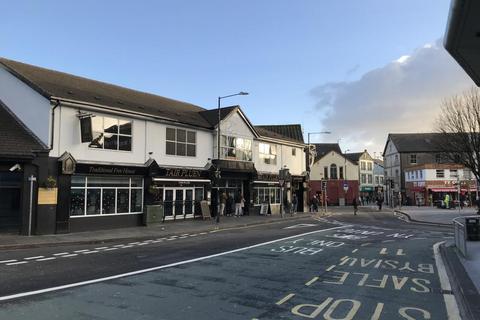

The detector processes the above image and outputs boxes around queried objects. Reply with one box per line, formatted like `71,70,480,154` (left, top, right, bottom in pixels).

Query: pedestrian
312,195,319,212
291,194,298,214
240,193,245,215
352,197,358,215
377,197,383,211
226,192,234,216
219,191,227,216
234,191,243,217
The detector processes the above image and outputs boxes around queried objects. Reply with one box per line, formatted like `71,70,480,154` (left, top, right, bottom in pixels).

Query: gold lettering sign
165,168,201,178
38,188,58,205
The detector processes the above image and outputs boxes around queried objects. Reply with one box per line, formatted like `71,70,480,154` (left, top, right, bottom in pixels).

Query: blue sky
1,0,467,154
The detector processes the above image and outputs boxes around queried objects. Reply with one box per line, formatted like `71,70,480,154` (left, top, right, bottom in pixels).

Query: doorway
0,172,22,232
163,187,203,220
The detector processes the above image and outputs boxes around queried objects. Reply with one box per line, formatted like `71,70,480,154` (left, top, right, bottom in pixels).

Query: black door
0,172,22,232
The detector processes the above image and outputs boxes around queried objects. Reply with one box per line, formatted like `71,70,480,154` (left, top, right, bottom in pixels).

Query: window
367,162,372,171
166,128,196,157
361,174,367,184
89,116,132,151
70,176,143,216
436,170,445,178
419,171,423,179
361,161,366,170
367,174,373,184
380,176,384,185
259,143,277,165
253,186,281,204
395,155,399,163
222,136,252,161
375,176,379,185
292,148,296,156
339,166,344,179
323,167,329,179
415,171,418,179
330,164,338,179
395,169,399,177
450,169,458,178
410,154,417,164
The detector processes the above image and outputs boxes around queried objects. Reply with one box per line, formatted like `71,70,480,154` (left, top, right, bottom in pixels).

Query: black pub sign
156,167,210,179
75,163,147,176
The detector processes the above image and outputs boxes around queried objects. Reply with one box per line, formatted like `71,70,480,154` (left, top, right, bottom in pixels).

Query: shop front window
70,176,143,216
253,186,281,204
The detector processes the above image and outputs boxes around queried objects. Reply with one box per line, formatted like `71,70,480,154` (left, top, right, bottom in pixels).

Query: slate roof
344,152,363,165
255,124,304,144
0,100,48,158
0,57,212,128
313,143,342,161
387,133,446,153
199,106,238,127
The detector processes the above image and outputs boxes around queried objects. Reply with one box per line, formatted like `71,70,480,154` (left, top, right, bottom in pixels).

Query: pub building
0,57,307,234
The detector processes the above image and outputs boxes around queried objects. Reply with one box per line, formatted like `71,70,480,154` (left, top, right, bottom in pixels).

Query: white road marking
0,260,18,264
360,243,371,247
82,251,98,254
53,253,70,256
61,254,78,257
94,247,109,250
433,241,461,320
128,242,140,245
189,234,198,237
199,232,208,235
276,293,295,305
36,257,56,262
326,265,336,271
351,249,358,253
0,225,350,302
6,261,28,266
103,248,119,251
74,250,90,253
122,244,135,247
284,223,317,229
24,256,44,260
305,277,319,286
113,244,127,248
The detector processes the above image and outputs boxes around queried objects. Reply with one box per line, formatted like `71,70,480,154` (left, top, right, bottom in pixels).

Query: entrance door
184,189,194,218
0,172,22,232
174,189,184,219
164,189,174,219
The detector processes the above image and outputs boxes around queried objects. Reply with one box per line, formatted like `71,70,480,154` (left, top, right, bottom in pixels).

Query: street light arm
219,92,249,100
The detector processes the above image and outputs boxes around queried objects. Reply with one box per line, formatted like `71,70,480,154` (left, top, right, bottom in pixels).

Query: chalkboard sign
201,200,211,220
260,203,269,215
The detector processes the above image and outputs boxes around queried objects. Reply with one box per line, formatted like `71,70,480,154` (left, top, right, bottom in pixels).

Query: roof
0,100,48,158
0,57,212,128
313,143,342,161
373,159,384,167
199,106,238,127
344,152,363,165
444,0,480,86
255,124,304,144
386,133,446,153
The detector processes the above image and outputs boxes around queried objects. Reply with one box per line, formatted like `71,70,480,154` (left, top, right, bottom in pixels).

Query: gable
220,110,256,138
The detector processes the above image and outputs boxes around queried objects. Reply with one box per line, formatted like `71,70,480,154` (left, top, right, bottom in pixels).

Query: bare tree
436,87,480,184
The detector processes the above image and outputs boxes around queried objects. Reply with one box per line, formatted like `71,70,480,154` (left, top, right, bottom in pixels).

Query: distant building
345,150,375,202
404,163,476,206
373,159,385,200
309,143,359,206
383,133,451,206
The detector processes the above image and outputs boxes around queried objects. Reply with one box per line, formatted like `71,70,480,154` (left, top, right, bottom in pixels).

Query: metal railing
453,216,467,257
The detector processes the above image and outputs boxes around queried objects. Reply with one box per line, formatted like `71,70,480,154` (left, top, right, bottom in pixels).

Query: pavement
394,206,480,319
0,212,317,250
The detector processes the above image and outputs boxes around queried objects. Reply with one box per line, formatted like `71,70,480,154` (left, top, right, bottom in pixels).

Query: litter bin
466,217,480,241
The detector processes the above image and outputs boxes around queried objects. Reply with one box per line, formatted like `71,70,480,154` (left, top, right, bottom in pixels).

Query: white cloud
395,55,410,63
310,39,475,155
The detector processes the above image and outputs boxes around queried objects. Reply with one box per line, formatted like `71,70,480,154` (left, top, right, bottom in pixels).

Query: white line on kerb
433,241,461,320
0,225,349,302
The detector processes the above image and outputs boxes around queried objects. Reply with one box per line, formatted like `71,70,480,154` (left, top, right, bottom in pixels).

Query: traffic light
390,180,395,188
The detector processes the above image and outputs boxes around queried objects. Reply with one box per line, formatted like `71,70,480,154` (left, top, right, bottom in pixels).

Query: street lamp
306,131,331,171
215,91,249,224
344,149,350,205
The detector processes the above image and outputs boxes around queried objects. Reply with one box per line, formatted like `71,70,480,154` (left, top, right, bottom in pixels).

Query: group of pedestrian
218,190,245,218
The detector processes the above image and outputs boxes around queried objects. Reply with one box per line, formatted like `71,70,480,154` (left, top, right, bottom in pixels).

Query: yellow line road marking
305,277,319,286
276,293,295,305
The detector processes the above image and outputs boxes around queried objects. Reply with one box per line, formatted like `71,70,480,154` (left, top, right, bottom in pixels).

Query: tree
435,87,480,185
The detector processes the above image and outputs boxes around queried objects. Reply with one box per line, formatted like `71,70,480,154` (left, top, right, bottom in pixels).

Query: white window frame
166,127,197,157
259,143,277,165
221,135,252,161
89,116,133,152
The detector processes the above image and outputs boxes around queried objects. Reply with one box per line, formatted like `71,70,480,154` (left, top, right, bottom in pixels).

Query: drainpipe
50,100,61,150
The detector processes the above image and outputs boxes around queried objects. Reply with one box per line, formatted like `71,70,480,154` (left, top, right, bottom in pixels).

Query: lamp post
344,149,350,205
215,91,249,224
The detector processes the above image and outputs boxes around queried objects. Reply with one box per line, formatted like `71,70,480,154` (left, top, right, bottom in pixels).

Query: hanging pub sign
79,116,93,143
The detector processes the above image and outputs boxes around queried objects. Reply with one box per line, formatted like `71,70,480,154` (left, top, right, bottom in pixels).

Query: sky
1,0,475,156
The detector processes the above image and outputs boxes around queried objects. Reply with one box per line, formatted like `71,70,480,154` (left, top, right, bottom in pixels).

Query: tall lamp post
215,91,249,223
344,149,350,205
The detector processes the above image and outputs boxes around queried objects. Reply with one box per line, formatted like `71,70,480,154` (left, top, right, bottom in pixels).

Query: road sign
279,179,285,187
343,182,349,192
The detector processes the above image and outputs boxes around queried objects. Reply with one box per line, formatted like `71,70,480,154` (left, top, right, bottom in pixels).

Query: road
0,210,459,319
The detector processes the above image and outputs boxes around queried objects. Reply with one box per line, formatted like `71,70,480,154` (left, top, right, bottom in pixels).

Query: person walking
234,191,243,217
291,194,298,214
352,197,358,215
377,196,383,211
312,195,320,212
